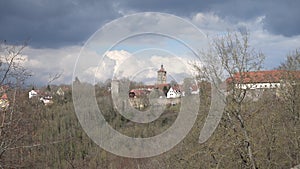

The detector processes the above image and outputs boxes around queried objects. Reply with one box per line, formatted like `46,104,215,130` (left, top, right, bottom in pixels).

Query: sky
1,0,300,85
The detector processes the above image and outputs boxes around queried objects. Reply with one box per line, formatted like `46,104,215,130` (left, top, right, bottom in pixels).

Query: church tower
157,65,167,84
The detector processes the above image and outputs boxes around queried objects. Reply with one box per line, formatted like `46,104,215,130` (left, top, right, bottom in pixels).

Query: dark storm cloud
210,0,300,37
263,1,300,37
117,0,300,37
0,0,121,48
1,0,299,48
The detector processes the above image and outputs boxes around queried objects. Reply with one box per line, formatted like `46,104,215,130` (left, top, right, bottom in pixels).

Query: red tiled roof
190,85,199,91
155,83,170,89
129,89,148,97
171,85,181,92
226,70,300,84
130,83,170,90
1,93,8,99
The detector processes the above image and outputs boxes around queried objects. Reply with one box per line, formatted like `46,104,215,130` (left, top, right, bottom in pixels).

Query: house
167,87,181,99
40,96,54,106
56,87,64,96
0,86,9,111
128,89,150,109
190,85,200,95
128,89,149,98
29,89,38,99
33,88,54,106
0,93,9,111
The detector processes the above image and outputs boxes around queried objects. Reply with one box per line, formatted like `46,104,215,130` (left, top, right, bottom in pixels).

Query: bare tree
278,49,300,71
276,50,300,167
0,40,31,168
277,49,300,121
194,31,265,169
0,40,30,86
48,71,63,85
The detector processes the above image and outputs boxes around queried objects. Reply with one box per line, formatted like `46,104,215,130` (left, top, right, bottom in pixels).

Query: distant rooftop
226,70,300,84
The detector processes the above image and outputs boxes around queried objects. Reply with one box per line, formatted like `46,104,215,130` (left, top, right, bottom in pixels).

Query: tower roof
157,64,166,73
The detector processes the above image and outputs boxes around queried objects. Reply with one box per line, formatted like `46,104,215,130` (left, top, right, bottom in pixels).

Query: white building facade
167,87,181,99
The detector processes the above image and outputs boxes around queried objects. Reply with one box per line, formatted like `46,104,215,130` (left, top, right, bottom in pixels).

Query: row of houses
0,84,71,111
1,69,298,111
125,65,200,110
127,69,299,109
129,84,200,99
28,86,69,105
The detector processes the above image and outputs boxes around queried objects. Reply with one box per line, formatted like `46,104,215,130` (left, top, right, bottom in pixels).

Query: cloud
22,45,80,85
189,12,300,69
1,0,300,49
4,10,299,85
95,50,195,84
0,0,122,48
117,0,300,37
82,50,131,82
211,0,300,37
105,50,131,72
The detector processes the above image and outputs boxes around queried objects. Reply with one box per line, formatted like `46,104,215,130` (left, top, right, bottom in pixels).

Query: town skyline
1,1,300,85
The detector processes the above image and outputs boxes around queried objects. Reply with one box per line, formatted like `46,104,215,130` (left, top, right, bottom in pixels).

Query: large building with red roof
226,70,300,90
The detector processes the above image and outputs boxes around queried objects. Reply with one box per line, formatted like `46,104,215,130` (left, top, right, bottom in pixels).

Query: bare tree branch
48,70,63,85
